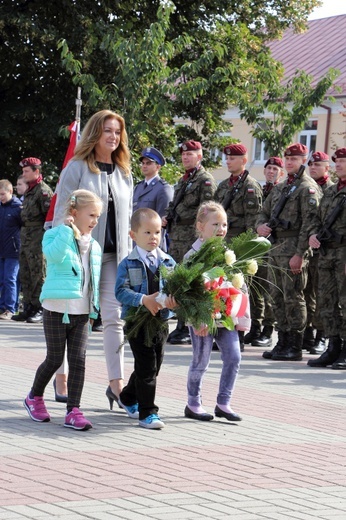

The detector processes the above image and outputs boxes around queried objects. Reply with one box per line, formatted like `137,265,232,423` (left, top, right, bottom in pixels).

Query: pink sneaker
64,408,92,430
24,394,50,422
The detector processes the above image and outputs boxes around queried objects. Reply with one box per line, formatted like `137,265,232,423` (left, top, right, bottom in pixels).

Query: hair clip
70,195,76,207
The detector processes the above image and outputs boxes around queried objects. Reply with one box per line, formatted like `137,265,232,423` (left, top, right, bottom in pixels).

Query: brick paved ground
0,320,345,519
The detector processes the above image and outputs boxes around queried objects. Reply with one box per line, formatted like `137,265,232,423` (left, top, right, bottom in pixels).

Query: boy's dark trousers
119,323,168,420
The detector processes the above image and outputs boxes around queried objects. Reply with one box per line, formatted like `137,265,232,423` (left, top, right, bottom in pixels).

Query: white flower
246,259,258,275
232,272,244,289
225,249,236,266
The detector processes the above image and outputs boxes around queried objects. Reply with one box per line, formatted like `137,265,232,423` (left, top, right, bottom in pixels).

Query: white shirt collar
136,245,158,265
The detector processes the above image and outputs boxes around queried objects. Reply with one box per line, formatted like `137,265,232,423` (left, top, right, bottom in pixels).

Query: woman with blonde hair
53,109,133,405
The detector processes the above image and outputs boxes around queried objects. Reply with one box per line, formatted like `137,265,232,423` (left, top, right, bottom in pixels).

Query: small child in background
0,179,22,320
24,189,103,430
115,208,176,430
184,201,243,422
16,174,28,202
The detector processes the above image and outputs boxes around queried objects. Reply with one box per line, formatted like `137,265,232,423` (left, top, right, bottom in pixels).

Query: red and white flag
45,120,80,227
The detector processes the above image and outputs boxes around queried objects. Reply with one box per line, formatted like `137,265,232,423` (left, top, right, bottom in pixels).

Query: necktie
146,252,156,272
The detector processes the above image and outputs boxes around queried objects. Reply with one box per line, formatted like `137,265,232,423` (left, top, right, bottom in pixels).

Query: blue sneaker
118,398,139,419
139,414,165,429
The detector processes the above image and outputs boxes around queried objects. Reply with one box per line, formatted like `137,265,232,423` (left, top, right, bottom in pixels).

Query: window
299,120,318,152
254,138,269,162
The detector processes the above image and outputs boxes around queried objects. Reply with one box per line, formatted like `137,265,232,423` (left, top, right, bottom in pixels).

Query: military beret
223,143,247,156
332,148,346,162
180,140,202,153
264,157,284,168
284,143,308,157
140,147,166,166
19,157,41,168
308,151,329,165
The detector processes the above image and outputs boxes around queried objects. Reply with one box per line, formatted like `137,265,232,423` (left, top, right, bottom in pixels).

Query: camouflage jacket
166,166,216,226
21,181,53,227
309,184,346,243
256,172,322,257
215,173,262,238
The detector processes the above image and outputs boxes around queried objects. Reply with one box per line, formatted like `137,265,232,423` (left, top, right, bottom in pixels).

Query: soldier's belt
275,230,299,238
323,240,346,249
229,227,246,234
22,221,44,227
177,219,195,225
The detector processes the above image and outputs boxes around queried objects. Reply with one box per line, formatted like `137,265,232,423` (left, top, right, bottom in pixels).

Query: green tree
237,69,340,156
0,0,323,184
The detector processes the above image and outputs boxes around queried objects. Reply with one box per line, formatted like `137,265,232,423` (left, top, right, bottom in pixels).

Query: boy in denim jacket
115,208,176,429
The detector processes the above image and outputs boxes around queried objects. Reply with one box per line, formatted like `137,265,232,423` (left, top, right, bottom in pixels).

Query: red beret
308,151,329,165
332,148,346,162
264,157,284,169
223,143,247,156
180,140,202,153
19,157,41,168
284,143,308,157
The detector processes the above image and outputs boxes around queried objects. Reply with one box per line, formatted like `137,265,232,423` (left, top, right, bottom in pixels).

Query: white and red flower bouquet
123,231,271,347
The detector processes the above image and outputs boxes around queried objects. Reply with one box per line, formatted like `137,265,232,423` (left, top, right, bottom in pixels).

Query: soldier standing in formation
249,157,284,349
12,157,53,323
303,152,334,355
133,147,173,252
162,140,217,344
307,147,346,369
214,143,262,351
256,143,322,361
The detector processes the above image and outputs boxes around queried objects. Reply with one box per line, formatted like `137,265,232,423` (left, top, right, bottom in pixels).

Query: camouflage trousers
248,261,275,328
19,237,46,308
267,254,308,333
168,225,196,263
318,247,346,338
304,252,323,330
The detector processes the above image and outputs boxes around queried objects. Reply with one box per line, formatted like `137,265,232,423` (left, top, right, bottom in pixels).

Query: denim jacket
115,246,176,320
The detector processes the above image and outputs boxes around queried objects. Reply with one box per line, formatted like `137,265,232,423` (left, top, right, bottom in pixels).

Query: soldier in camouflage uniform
307,147,346,369
256,143,322,361
303,152,334,354
12,157,53,323
162,140,217,344
250,157,284,349
215,143,262,350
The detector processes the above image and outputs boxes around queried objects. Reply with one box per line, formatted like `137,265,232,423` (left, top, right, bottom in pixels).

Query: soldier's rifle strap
222,170,249,212
316,194,346,243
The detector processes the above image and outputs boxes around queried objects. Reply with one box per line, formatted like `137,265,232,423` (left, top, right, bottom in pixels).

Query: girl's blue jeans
187,326,241,407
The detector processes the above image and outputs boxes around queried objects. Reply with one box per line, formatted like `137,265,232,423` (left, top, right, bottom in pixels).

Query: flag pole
75,87,82,139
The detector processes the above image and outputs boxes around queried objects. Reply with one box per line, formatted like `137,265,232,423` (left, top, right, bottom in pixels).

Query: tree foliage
0,0,323,185
238,69,339,156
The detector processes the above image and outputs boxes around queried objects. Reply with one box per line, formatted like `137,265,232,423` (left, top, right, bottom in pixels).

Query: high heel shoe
53,379,68,403
106,385,120,410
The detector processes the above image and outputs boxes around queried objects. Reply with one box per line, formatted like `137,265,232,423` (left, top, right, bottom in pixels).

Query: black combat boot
11,303,33,322
302,326,315,351
331,340,346,370
244,324,261,344
262,330,287,359
167,319,191,344
252,325,274,348
309,330,327,355
238,331,245,352
307,336,342,367
27,306,43,323
271,330,303,361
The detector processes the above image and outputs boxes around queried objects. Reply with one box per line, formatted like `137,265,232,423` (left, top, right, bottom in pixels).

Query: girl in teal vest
24,189,103,430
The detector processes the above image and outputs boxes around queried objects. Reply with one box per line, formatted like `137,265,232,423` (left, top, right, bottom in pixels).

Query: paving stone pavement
0,320,345,520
